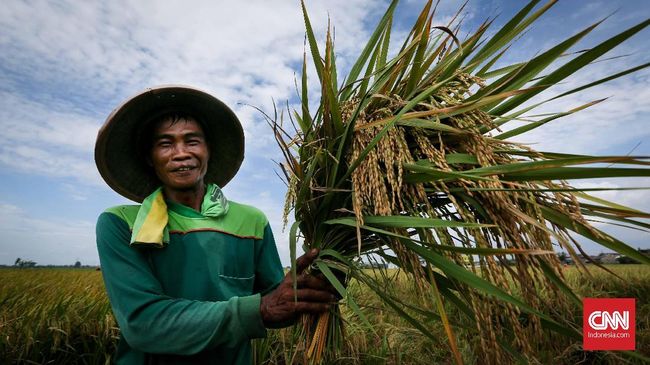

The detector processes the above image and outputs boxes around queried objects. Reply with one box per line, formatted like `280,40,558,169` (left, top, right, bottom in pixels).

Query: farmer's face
150,119,209,192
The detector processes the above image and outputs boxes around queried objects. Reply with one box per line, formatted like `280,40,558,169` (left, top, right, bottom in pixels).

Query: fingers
294,301,330,314
296,274,340,296
285,249,343,300
261,272,334,328
295,248,319,273
296,274,327,289
295,288,337,303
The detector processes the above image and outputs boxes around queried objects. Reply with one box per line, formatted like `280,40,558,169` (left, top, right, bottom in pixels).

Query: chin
165,179,204,191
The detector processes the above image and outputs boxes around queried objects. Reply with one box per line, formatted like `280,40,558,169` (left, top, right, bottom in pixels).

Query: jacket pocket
218,274,255,298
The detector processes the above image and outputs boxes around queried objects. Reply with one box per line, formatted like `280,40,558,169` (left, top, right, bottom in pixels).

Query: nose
171,143,192,160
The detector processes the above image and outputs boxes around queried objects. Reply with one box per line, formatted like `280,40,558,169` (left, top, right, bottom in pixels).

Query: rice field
1,265,648,364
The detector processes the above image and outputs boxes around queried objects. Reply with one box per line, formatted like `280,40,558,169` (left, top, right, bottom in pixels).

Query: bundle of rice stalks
267,0,650,363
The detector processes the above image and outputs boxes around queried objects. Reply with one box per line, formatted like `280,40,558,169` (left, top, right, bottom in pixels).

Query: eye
187,139,202,146
157,140,172,148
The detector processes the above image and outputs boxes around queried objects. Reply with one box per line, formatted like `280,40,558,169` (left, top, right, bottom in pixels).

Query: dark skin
149,117,334,328
149,118,210,210
260,248,335,328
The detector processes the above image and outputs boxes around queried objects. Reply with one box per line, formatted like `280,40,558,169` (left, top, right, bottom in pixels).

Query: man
95,85,334,364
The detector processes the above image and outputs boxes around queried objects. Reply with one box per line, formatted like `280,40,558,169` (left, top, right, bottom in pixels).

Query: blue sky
0,0,648,266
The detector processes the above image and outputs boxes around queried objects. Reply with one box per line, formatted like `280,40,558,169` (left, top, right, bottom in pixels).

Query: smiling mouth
172,166,195,172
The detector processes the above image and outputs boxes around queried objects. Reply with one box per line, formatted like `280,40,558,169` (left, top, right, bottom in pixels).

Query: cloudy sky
0,0,648,266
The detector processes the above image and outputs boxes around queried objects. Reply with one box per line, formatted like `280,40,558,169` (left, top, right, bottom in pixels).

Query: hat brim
95,85,244,202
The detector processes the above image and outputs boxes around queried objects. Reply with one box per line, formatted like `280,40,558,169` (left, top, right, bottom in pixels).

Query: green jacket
96,199,284,364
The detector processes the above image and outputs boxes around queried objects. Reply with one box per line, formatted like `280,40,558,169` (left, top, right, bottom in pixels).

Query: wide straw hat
95,85,244,202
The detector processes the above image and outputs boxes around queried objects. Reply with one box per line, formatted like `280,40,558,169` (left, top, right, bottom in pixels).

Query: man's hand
260,249,337,328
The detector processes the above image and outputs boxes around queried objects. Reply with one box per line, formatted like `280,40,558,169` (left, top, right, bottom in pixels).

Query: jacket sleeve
96,212,266,355
253,223,285,295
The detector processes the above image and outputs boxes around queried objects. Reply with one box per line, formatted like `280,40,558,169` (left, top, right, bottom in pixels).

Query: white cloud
0,203,98,265
0,144,102,186
0,91,99,151
0,0,384,184
0,0,381,96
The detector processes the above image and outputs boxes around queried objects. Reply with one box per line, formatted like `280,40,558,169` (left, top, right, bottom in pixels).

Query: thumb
295,248,319,273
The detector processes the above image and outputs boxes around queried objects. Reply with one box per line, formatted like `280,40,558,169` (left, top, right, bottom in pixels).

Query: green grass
1,265,648,364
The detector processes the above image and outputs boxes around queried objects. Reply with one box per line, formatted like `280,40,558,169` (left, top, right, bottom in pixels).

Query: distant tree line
14,258,36,268
6,258,98,269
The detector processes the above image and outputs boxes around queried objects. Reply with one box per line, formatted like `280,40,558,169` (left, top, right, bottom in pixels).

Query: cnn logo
587,310,629,330
583,298,635,351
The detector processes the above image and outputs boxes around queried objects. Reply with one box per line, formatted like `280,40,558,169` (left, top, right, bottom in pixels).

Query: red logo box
583,298,635,351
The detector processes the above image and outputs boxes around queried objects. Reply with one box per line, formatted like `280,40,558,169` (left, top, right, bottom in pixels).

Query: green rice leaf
436,25,485,82
446,153,480,165
397,238,580,338
442,187,648,193
404,1,434,96
480,62,525,79
368,282,441,342
537,260,581,306
579,202,650,219
315,260,346,298
359,87,540,132
550,61,650,101
501,167,650,181
621,350,650,364
580,210,650,231
325,218,557,257
360,215,493,228
482,62,650,134
575,191,647,214
435,275,474,319
300,51,311,132
300,0,323,82
475,45,512,78
377,14,392,70
471,19,601,106
491,18,650,115
356,28,385,99
323,27,344,135
396,118,468,134
464,155,645,176
494,98,605,140
540,205,650,265
466,0,545,68
316,260,375,332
